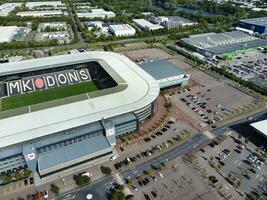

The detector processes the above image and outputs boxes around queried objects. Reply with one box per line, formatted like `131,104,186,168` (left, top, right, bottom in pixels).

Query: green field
0,81,99,111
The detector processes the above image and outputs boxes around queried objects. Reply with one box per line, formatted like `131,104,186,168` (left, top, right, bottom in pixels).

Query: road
56,110,267,200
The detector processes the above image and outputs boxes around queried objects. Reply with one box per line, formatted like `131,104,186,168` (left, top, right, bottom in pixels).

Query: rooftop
0,26,19,43
138,60,186,80
251,119,267,137
239,17,267,27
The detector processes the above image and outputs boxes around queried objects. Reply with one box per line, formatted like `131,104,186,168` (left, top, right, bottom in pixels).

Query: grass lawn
0,81,98,111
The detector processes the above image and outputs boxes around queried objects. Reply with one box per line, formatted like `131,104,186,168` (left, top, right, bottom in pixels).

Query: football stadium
0,52,159,185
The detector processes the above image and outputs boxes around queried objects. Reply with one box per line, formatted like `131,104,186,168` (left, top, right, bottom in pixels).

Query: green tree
50,183,60,196
100,166,112,175
73,174,91,187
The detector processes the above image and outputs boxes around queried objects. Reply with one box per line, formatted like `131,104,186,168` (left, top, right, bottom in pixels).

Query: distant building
84,21,135,37
0,3,22,17
181,31,267,58
237,17,267,35
77,8,116,19
0,26,26,43
17,10,63,17
37,22,68,32
25,1,64,9
35,31,71,44
149,16,196,29
109,24,136,37
132,19,163,31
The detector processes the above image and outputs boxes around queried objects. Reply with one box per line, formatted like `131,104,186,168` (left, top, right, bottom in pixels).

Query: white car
253,164,261,170
110,156,117,161
157,171,163,178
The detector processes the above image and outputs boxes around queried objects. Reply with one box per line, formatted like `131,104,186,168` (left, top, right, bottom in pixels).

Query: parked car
151,191,157,198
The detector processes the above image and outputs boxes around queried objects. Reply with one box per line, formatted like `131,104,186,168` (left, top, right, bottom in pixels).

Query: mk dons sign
6,68,91,96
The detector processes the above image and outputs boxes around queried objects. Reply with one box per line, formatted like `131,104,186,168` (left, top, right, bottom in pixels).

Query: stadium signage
6,68,91,96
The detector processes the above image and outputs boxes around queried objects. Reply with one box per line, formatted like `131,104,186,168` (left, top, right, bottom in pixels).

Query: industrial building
77,8,116,19
16,10,63,17
181,31,267,58
37,22,68,32
35,31,71,44
133,19,163,31
138,60,190,88
108,24,136,37
0,3,22,16
25,1,64,9
0,26,27,43
0,52,159,185
149,16,196,29
237,17,267,35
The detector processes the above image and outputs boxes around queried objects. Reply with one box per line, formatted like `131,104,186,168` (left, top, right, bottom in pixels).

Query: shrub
73,174,91,187
100,166,112,175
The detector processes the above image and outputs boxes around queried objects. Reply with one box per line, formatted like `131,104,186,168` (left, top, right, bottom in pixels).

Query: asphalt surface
56,110,267,200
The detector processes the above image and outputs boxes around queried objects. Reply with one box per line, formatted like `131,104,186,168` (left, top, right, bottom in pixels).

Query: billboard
6,68,91,96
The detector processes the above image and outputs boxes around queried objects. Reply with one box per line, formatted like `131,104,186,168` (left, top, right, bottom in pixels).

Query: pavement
55,110,267,200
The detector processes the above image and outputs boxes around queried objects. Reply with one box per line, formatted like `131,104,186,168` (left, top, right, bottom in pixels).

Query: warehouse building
0,3,22,16
181,31,267,58
149,16,196,29
37,22,68,32
25,1,64,9
77,8,116,19
237,17,267,35
133,19,163,31
17,10,63,17
109,24,136,37
35,31,71,44
0,26,27,43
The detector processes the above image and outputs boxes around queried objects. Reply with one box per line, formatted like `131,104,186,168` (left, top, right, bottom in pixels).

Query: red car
151,191,157,198
206,98,211,101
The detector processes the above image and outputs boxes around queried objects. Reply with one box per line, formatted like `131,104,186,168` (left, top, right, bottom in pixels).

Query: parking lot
198,132,267,199
127,157,220,200
168,68,256,128
218,49,267,88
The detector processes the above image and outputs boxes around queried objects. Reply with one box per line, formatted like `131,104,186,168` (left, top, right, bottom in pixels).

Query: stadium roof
138,60,186,80
250,119,267,137
0,52,159,148
239,17,267,27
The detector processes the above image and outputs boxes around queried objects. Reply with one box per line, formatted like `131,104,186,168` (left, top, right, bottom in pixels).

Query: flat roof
251,119,267,136
38,134,111,172
0,26,18,42
138,60,186,80
0,52,159,148
239,17,267,27
133,19,163,29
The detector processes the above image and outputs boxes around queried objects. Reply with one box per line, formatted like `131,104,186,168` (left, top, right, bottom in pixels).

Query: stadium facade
237,17,267,35
0,52,159,185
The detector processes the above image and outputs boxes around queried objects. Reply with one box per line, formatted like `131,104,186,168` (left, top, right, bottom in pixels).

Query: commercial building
77,8,116,19
138,60,190,88
26,1,64,9
109,24,136,37
237,17,267,35
250,119,267,138
35,31,71,44
0,26,27,43
0,52,159,185
149,16,196,29
16,10,63,17
0,3,22,16
84,21,135,37
37,22,68,32
133,19,163,31
181,31,267,58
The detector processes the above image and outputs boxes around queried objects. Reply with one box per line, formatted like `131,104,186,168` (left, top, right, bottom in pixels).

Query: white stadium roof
251,119,267,137
0,52,159,148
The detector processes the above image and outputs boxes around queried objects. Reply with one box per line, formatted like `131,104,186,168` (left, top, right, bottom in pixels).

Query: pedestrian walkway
203,130,215,139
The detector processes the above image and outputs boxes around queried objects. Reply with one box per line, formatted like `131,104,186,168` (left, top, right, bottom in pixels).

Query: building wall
237,21,267,34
